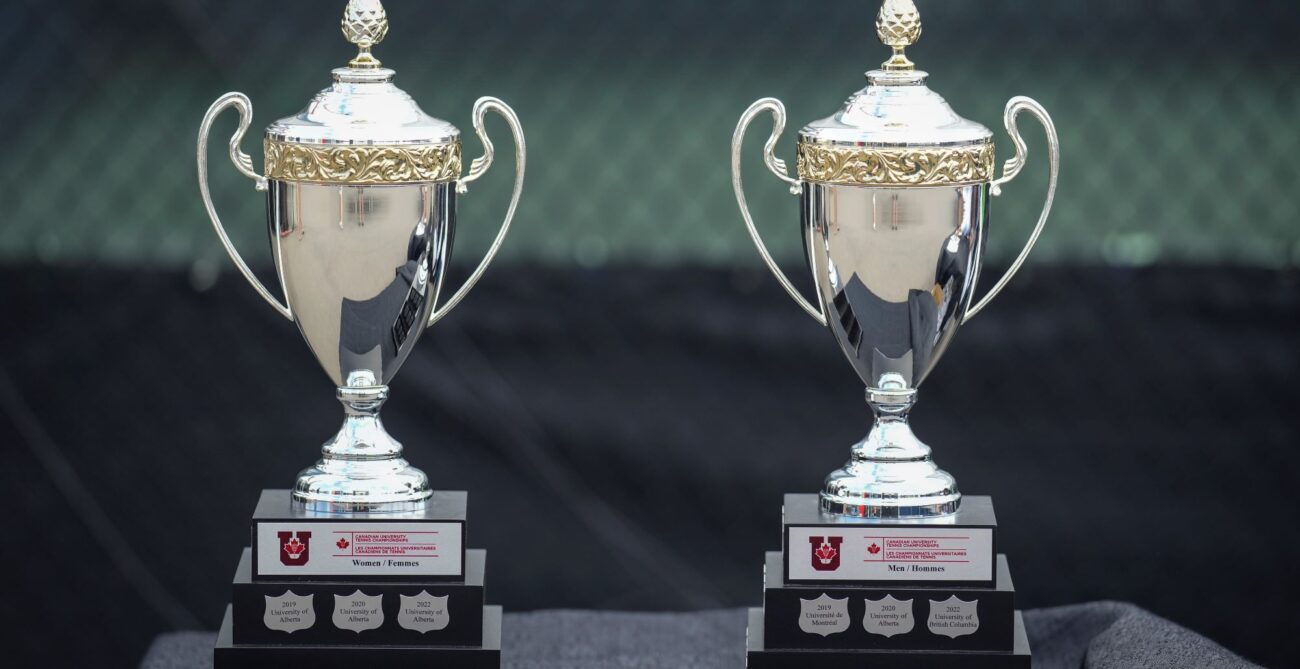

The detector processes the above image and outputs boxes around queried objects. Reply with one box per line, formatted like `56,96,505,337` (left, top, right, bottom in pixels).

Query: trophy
732,0,1057,665
196,1,520,665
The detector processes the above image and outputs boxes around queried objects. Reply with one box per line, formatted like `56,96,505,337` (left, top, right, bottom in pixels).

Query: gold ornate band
796,141,994,187
264,139,462,185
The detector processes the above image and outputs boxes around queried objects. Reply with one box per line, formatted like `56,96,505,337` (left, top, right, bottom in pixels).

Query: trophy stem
820,387,960,519
292,383,432,514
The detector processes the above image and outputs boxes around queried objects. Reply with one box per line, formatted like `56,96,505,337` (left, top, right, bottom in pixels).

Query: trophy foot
291,382,432,514
820,461,959,519
293,461,432,514
819,385,960,519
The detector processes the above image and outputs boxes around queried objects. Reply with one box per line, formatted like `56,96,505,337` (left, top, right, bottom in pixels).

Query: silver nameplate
255,522,463,578
262,591,315,633
797,594,850,636
863,594,915,637
397,591,451,633
332,591,385,633
928,595,979,638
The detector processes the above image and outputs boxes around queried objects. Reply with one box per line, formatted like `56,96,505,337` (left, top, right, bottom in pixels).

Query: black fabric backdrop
1,265,1297,668
142,604,1261,669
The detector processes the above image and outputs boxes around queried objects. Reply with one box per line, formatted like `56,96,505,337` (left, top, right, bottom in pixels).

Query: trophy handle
731,98,828,326
197,92,292,321
428,96,525,327
966,96,1059,320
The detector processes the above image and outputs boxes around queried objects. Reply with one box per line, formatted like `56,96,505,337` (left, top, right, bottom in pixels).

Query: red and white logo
868,542,882,555
278,531,312,567
809,535,843,572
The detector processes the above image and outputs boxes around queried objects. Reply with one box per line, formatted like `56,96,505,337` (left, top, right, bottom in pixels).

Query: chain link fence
0,0,1296,268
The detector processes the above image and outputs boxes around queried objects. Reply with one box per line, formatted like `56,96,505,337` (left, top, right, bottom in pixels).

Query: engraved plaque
262,591,315,633
397,591,451,633
797,594,850,636
332,591,385,633
928,595,979,638
863,594,914,637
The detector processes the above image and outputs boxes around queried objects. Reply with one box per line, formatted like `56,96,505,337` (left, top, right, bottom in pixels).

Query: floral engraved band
263,139,462,184
796,141,994,187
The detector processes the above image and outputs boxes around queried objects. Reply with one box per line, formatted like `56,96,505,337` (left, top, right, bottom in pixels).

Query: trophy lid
264,0,458,148
797,0,994,187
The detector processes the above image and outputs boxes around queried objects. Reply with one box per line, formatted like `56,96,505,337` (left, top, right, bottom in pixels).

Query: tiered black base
214,489,499,667
230,548,488,646
750,494,1030,667
215,605,502,669
746,608,1030,668
762,552,1017,651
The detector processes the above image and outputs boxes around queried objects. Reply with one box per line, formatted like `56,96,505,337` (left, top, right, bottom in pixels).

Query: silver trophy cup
197,0,524,512
732,0,1059,518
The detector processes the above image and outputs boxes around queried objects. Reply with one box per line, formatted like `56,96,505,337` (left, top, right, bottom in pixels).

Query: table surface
141,602,1258,669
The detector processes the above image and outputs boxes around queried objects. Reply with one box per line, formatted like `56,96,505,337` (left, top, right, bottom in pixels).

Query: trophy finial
876,0,922,72
342,0,389,69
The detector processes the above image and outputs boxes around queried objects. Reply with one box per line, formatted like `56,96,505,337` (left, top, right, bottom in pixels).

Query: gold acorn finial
342,0,389,69
876,0,922,72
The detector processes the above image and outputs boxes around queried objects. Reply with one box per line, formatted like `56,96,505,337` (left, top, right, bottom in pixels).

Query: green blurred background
2,0,1297,270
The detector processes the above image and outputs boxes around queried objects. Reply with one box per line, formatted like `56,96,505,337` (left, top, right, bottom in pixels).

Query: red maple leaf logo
868,543,881,555
277,531,311,566
284,537,306,558
815,541,838,563
337,537,350,550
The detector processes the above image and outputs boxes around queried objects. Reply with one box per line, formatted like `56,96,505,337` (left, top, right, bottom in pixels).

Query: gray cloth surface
141,603,1260,669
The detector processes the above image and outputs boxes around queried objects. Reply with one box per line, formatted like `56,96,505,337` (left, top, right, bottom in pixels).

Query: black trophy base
746,608,1030,669
762,552,1017,651
231,547,488,646
214,605,502,669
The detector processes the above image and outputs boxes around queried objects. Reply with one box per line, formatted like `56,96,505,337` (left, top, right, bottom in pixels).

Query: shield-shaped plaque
863,594,914,637
397,591,450,633
797,593,850,636
332,590,384,633
927,595,979,638
262,591,315,633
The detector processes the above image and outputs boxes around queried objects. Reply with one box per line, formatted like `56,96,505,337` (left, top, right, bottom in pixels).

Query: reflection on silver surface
806,183,984,518
269,182,451,387
196,0,525,513
806,184,985,391
731,1,1059,519
269,181,451,513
